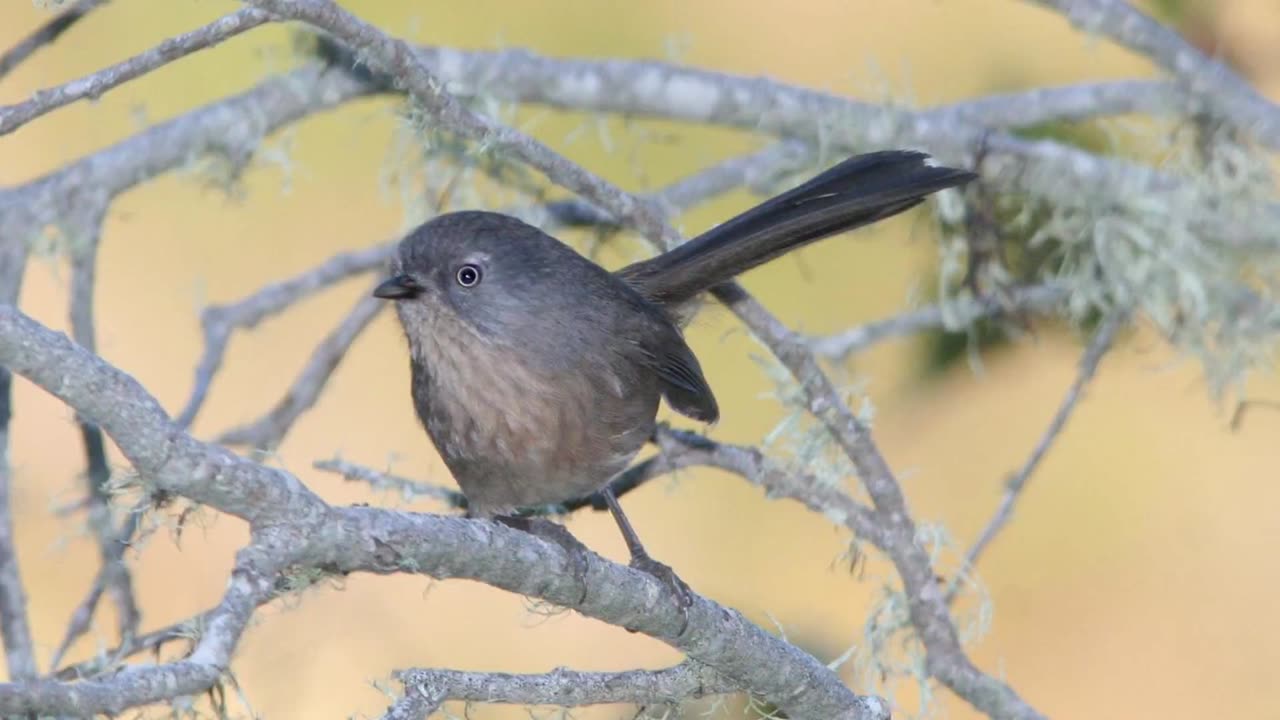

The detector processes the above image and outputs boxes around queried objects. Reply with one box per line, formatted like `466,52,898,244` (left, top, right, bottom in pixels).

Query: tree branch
0,303,889,720
955,312,1124,588
0,61,375,255
215,289,385,450
386,662,737,719
52,205,142,670
0,8,272,136
315,424,887,549
809,283,1069,360
250,0,676,245
1027,0,1280,148
0,371,35,683
706,284,1046,719
0,220,35,682
0,0,108,82
0,545,276,716
177,243,395,428
251,5,1041,717
313,457,466,508
314,34,1279,243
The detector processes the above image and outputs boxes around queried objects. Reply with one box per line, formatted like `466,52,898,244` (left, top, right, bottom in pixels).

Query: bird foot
629,551,694,634
496,516,591,605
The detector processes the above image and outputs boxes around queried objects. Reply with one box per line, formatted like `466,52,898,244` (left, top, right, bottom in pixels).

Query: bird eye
455,263,482,288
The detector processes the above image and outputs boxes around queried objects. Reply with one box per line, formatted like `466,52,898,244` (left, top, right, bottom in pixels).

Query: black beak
372,274,420,300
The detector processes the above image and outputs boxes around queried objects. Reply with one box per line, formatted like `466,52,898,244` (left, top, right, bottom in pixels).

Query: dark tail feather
311,33,396,91
617,150,977,306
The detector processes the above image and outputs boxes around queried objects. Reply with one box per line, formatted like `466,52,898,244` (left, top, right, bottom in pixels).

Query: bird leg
600,487,694,616
494,515,591,604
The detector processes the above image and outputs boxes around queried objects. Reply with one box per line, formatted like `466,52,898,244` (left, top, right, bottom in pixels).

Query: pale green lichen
934,115,1280,405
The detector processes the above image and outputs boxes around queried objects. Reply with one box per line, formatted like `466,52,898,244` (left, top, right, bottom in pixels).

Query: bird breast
404,305,659,513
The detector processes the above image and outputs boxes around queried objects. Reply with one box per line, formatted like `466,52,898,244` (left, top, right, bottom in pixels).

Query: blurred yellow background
3,1,1280,718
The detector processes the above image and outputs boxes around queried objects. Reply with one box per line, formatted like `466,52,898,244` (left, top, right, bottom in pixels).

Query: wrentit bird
373,150,976,608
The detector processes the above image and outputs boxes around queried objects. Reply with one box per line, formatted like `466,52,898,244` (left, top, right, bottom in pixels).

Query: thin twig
177,242,395,428
215,289,386,450
48,506,145,671
54,207,142,671
1229,398,1280,431
0,7,271,135
313,459,466,508
0,550,277,717
809,284,1069,360
0,0,108,82
954,312,1124,591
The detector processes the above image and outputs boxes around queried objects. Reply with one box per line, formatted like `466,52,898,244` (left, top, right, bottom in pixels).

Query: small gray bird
373,150,976,607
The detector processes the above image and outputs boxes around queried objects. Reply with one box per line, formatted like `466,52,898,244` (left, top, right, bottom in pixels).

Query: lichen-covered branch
708,284,1047,720
250,0,678,245
0,303,888,719
315,425,887,550
0,62,375,256
809,283,1069,360
1027,0,1280,148
0,546,276,716
0,8,271,135
386,662,737,718
247,4,1043,717
339,42,1278,228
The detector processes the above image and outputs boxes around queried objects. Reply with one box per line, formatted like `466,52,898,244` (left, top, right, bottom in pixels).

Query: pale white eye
455,263,482,288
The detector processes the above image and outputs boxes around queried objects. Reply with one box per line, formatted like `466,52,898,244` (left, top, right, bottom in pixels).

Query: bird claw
630,552,694,634
496,516,591,605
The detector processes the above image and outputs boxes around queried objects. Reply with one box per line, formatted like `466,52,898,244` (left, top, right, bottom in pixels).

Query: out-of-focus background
3,1,1279,718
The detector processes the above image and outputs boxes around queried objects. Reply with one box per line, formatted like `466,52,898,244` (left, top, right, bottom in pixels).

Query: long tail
617,150,977,307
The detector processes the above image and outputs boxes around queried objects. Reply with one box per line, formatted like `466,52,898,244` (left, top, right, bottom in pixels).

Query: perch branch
315,425,886,548
385,662,736,719
0,303,889,720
